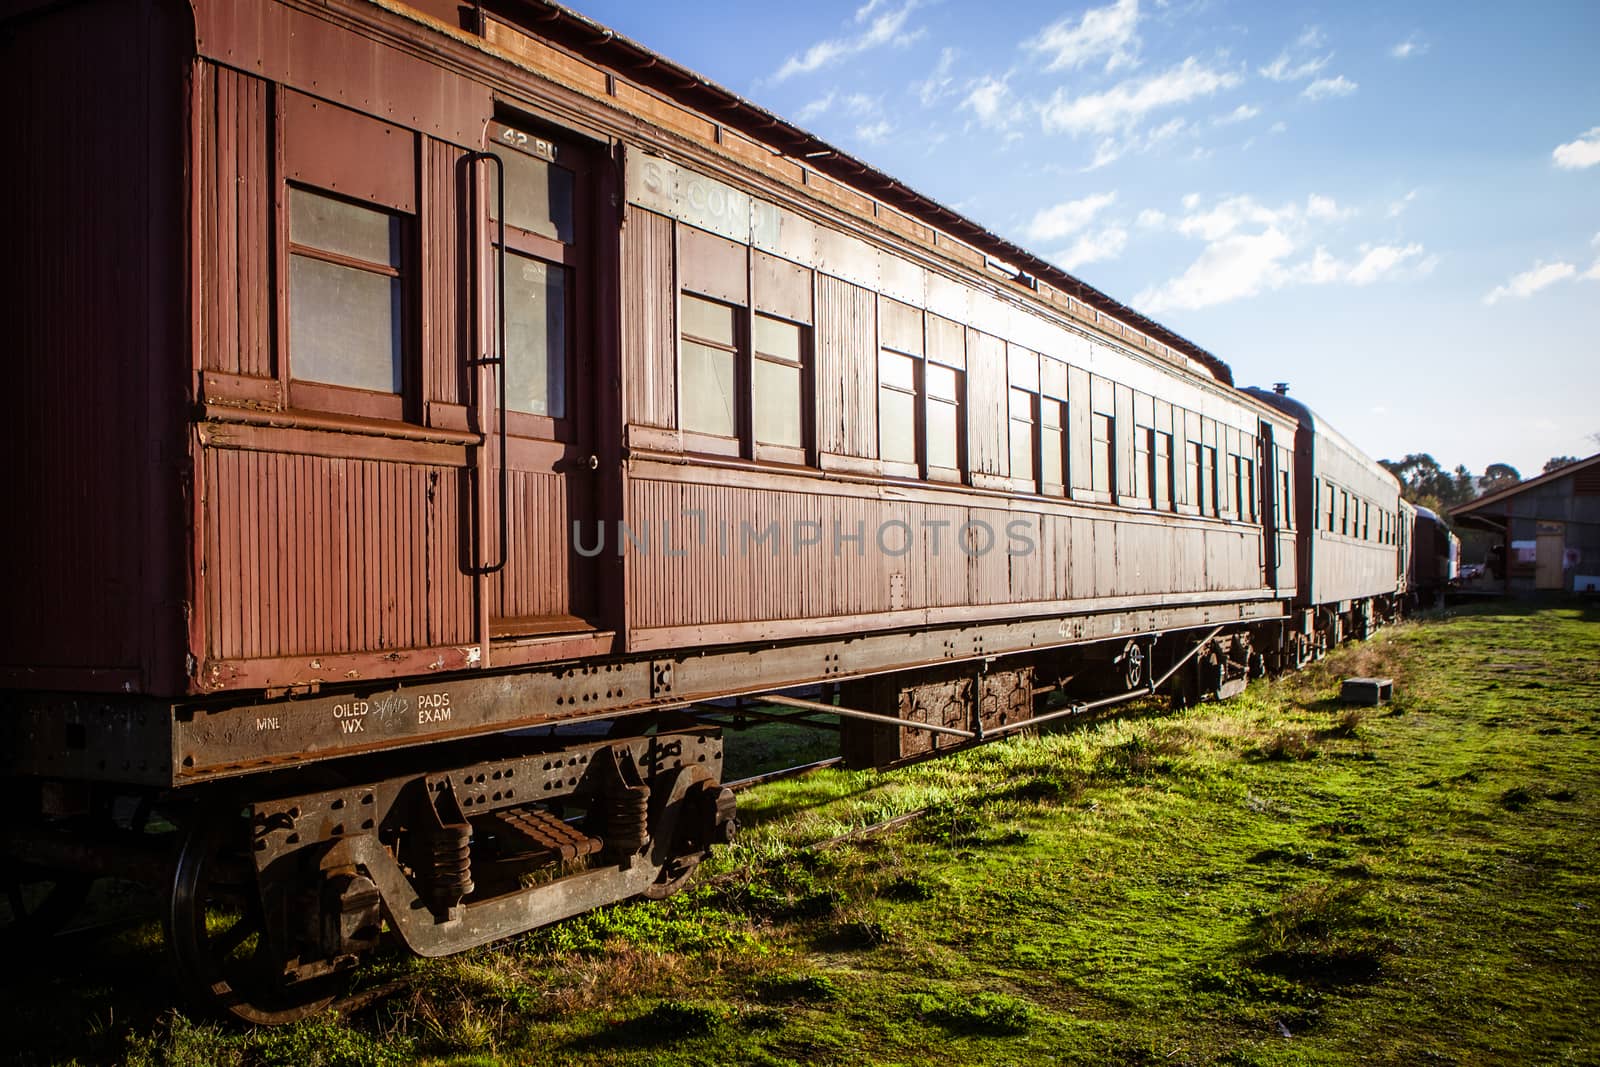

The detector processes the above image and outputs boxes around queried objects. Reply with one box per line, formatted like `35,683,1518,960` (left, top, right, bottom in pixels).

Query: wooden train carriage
3,0,1299,782
1246,389,1402,647
2,0,1311,1021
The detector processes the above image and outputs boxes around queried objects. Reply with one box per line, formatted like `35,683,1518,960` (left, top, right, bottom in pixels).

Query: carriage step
481,805,602,865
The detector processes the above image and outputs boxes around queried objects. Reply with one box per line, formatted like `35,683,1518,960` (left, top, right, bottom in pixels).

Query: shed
1450,453,1600,594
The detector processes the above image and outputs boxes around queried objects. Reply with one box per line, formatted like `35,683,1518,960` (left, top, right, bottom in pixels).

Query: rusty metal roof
502,0,1234,385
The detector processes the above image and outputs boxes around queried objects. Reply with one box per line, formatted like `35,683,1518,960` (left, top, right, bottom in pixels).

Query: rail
465,150,508,576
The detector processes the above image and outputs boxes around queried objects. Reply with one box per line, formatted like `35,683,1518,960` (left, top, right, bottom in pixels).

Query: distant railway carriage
1,0,1434,1023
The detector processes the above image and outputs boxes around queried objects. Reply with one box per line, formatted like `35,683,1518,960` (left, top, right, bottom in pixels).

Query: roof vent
1273,382,1290,395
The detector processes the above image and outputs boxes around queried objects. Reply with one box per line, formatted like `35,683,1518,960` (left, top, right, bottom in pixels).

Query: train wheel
166,807,336,1025
639,766,736,901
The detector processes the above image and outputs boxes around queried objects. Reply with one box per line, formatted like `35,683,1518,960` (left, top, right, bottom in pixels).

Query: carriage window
1040,397,1066,494
878,349,919,466
1363,501,1371,541
1009,388,1036,487
1155,431,1173,511
753,314,805,450
1188,442,1202,512
288,188,405,396
489,145,574,243
1245,457,1257,522
1092,414,1115,496
488,124,577,422
1325,483,1336,531
927,363,963,475
1206,445,1221,517
1134,428,1153,506
1281,470,1293,529
680,294,738,439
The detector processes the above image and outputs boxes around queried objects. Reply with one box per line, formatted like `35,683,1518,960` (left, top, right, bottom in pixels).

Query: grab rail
465,150,508,576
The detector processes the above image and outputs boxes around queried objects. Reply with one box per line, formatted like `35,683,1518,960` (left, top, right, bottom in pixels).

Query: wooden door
480,119,600,638
1536,527,1565,590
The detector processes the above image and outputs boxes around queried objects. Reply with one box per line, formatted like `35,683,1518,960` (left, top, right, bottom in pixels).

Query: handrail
465,150,508,576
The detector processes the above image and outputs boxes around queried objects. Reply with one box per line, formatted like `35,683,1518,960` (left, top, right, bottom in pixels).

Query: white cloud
1053,226,1130,272
1260,52,1329,82
1024,192,1117,242
1214,104,1260,125
1026,0,1142,74
855,119,893,144
1483,261,1578,305
1135,192,1422,312
1138,227,1297,311
1039,57,1241,135
1137,208,1167,228
772,0,922,82
915,47,959,106
1296,26,1325,49
797,92,836,122
962,75,1023,129
1269,120,1287,134
1386,188,1419,218
842,93,879,117
1303,75,1358,100
1389,35,1427,59
1583,259,1600,282
1552,127,1600,170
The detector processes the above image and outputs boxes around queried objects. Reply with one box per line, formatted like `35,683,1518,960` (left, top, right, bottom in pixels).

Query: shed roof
1450,451,1600,521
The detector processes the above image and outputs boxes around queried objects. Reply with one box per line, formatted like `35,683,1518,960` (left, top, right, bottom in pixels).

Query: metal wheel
166,806,335,1025
639,765,730,901
1119,641,1145,691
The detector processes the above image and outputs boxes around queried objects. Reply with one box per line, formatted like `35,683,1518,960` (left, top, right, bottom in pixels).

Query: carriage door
1259,422,1282,592
479,120,599,639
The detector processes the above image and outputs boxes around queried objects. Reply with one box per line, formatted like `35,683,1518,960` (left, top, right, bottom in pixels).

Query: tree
1379,453,1477,513
1479,463,1521,494
1544,456,1581,474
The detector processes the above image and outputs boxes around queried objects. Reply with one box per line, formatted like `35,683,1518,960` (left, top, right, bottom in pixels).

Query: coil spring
607,784,651,855
426,825,473,910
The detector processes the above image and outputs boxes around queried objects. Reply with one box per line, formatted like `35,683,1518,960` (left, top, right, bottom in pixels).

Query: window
753,314,805,453
1340,491,1350,536
1206,445,1221,517
1009,387,1036,487
1239,456,1257,523
1154,431,1173,511
1281,469,1293,529
1362,501,1371,541
1092,413,1115,496
1325,482,1336,531
878,349,919,467
489,122,579,423
287,188,406,405
1040,397,1066,494
1188,442,1203,513
680,294,739,439
927,362,963,476
1134,427,1153,506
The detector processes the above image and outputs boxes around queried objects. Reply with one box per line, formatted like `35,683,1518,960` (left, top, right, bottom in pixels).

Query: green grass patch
5,602,1599,1065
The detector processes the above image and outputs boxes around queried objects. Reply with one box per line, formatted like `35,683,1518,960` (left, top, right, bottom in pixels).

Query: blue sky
576,0,1599,478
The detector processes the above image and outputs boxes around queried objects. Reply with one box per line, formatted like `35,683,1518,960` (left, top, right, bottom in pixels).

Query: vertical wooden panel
424,139,466,406
199,65,272,376
1068,365,1092,496
816,275,877,458
1114,383,1135,500
622,207,677,429
966,330,1007,477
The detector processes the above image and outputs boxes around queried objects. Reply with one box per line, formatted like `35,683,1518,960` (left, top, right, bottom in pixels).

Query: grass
4,601,1598,1065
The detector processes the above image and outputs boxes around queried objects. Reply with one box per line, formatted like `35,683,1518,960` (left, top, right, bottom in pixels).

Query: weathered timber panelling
625,474,1266,630
816,275,878,458
622,207,677,429
199,65,272,377
424,138,468,406
492,469,588,623
202,448,474,660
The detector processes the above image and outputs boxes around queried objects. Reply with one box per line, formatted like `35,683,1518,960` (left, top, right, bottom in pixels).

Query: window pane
289,188,399,265
504,253,567,417
880,388,917,464
1092,414,1114,495
1041,398,1062,430
490,149,575,244
1009,387,1033,424
928,399,959,469
681,340,737,437
927,363,959,402
681,294,735,346
289,254,402,393
1010,421,1034,483
1041,426,1063,486
879,349,916,392
754,358,802,447
754,315,801,363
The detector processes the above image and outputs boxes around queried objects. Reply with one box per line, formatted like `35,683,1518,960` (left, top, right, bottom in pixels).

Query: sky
572,0,1599,479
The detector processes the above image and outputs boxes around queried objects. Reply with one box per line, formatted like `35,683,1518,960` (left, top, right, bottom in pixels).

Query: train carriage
0,0,1396,1023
